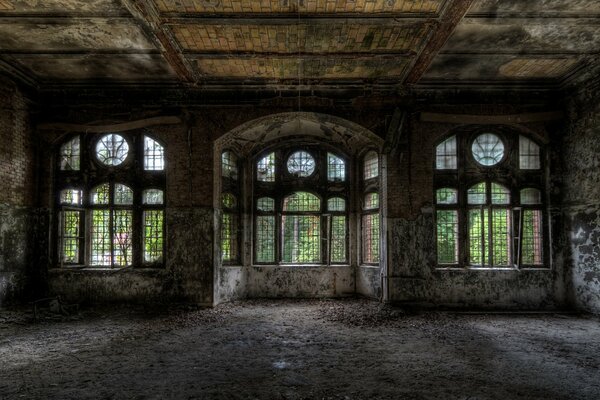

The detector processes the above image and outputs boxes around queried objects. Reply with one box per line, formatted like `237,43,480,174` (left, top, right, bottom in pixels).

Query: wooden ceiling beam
120,0,197,84
404,0,475,84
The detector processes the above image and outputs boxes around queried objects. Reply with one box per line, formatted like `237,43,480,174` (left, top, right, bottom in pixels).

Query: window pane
114,184,133,205
468,209,488,266
363,151,379,180
60,189,82,205
144,210,163,263
467,182,486,205
521,188,541,205
491,209,511,266
436,188,457,205
522,209,543,265
113,210,133,266
221,151,238,179
436,136,457,169
144,136,165,171
491,183,510,205
364,193,379,210
282,215,321,263
91,209,111,266
519,136,540,170
91,183,110,205
327,153,345,181
222,193,237,209
468,208,511,266
95,134,129,166
287,151,316,177
327,197,346,212
257,152,276,182
330,216,346,263
143,189,164,205
283,192,320,212
472,133,504,166
256,197,274,212
61,211,81,263
362,214,380,263
255,215,275,263
221,212,237,262
436,210,458,264
60,137,80,171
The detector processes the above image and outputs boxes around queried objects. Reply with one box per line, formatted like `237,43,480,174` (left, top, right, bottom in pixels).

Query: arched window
362,150,380,264
251,146,348,265
56,133,166,267
434,131,546,268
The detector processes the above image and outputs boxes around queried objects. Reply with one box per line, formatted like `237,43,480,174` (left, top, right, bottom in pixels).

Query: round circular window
95,134,129,166
471,133,505,166
286,151,315,177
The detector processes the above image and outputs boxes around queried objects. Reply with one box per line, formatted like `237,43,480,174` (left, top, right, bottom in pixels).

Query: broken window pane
436,136,457,169
363,151,379,180
327,153,345,181
144,136,165,171
60,136,80,171
144,210,164,263
287,151,316,177
61,210,81,264
436,210,458,264
95,134,129,166
114,183,133,205
255,215,275,263
436,188,457,205
330,216,347,263
143,189,164,205
221,151,238,180
520,188,541,205
283,192,320,212
91,183,110,205
257,152,276,182
256,197,274,212
327,197,345,212
282,215,321,263
364,193,379,210
60,189,82,205
519,136,540,170
472,133,504,166
362,213,380,263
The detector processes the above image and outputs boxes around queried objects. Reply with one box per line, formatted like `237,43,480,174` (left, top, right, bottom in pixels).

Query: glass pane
256,197,275,212
522,209,543,265
61,211,80,263
287,151,316,177
468,208,488,266
364,193,379,210
91,209,111,266
144,136,165,171
491,209,511,266
436,210,458,264
436,136,457,169
282,215,321,263
221,151,238,180
521,188,541,205
283,192,320,212
362,213,380,263
221,212,238,262
327,197,346,212
144,210,163,263
113,210,133,266
519,136,540,170
60,189,82,205
327,153,345,182
491,183,510,205
257,152,275,182
143,189,164,205
95,134,129,166
363,151,379,180
222,193,237,209
91,183,110,205
467,182,486,205
330,216,347,263
436,188,457,205
255,215,275,263
60,137,80,171
472,133,504,166
114,184,133,205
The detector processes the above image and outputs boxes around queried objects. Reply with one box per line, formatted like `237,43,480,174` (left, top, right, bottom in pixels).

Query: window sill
50,266,164,272
251,264,351,268
435,266,550,271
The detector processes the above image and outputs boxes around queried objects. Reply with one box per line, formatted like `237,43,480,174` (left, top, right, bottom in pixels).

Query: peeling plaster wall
562,95,600,314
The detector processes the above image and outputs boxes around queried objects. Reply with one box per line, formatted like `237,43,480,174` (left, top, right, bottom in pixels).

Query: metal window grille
362,213,380,263
436,210,458,264
257,152,276,182
60,136,80,171
255,215,275,263
60,210,82,264
144,136,165,171
144,210,164,263
435,136,457,169
282,215,321,263
95,134,129,166
221,212,238,262
221,151,238,179
521,209,543,265
327,153,345,181
330,216,346,263
519,136,540,170
363,151,379,180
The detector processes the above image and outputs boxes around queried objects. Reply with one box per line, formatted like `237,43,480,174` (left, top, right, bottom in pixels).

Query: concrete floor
1,299,599,400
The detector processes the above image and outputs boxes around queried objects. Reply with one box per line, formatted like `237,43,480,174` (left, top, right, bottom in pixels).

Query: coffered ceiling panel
171,22,431,54
156,0,445,15
498,58,579,79
468,0,600,15
0,0,126,14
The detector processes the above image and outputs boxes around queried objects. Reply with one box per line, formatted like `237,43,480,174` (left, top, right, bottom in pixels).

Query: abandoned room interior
1,0,600,398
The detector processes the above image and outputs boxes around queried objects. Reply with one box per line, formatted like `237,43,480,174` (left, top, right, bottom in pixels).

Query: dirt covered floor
1,299,600,400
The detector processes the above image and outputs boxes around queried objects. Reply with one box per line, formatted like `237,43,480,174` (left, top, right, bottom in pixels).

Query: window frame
361,149,380,265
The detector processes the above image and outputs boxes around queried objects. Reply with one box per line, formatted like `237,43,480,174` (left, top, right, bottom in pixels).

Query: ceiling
0,0,598,91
